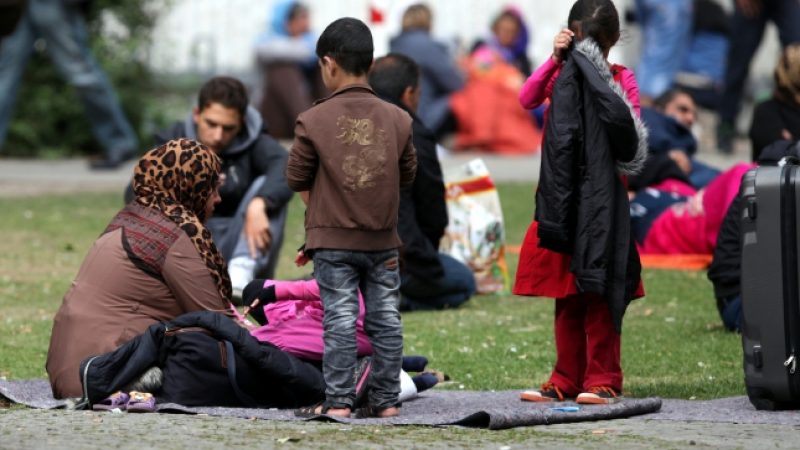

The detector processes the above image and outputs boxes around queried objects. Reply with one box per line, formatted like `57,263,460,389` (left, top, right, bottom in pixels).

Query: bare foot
318,406,351,418
373,406,400,418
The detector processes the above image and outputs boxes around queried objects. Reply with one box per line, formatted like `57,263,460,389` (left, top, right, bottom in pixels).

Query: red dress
514,63,645,301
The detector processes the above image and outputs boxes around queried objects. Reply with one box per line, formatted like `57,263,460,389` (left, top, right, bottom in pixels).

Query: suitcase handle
778,156,800,167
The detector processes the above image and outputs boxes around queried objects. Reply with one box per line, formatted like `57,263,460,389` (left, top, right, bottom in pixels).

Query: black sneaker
520,382,567,402
576,386,621,404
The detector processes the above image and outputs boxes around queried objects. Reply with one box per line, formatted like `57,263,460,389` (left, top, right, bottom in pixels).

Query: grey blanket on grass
0,378,683,430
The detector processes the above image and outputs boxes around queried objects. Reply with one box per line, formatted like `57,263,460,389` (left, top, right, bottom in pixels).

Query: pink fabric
641,163,754,254
519,57,560,109
249,279,373,361
648,179,698,197
519,57,641,116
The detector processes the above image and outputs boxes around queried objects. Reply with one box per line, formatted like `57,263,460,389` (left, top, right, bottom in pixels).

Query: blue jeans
313,249,403,409
635,0,693,98
717,294,742,333
719,0,800,124
689,159,721,189
205,177,287,280
0,0,137,158
400,253,476,310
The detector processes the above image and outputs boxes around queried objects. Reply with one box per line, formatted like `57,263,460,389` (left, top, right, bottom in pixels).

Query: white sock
228,256,256,293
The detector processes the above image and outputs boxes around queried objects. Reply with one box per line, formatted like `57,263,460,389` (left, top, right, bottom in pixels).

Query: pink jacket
248,280,373,361
640,163,754,254
519,57,641,116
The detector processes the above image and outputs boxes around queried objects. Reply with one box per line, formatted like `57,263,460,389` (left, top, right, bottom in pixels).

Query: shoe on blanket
576,386,621,405
92,391,130,411
126,391,156,413
520,382,568,402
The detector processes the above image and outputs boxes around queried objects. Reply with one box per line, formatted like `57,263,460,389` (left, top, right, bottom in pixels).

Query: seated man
708,139,800,333
126,76,293,297
637,88,720,190
368,53,476,310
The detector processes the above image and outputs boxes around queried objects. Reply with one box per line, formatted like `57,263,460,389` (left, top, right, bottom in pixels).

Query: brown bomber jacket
286,84,417,251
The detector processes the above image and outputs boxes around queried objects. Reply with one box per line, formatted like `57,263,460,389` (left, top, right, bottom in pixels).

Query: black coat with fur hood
535,39,648,333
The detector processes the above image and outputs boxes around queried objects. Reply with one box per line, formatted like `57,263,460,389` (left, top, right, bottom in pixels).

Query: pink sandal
126,391,156,413
92,391,130,411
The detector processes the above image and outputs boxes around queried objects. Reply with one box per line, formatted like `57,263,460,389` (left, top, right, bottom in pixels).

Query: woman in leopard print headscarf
131,138,232,300
47,139,236,399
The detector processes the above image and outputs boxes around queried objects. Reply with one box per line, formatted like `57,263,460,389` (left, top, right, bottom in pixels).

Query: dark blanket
0,379,662,429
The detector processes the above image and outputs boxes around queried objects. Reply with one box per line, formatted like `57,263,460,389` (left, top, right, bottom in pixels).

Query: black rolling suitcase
741,161,800,410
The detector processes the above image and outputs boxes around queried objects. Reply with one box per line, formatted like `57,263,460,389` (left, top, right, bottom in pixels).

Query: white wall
147,0,627,74
146,0,779,86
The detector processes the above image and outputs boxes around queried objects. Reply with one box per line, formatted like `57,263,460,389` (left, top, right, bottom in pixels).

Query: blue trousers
400,253,476,310
719,0,800,124
635,0,693,98
205,176,287,280
0,0,137,157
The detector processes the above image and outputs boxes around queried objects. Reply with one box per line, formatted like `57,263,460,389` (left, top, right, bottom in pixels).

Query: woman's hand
552,28,575,64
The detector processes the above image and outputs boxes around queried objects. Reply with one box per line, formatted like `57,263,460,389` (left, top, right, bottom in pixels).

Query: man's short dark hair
197,76,249,117
653,87,693,110
368,53,420,104
316,17,373,76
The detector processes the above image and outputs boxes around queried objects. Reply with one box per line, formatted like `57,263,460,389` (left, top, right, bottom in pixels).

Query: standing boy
286,18,417,418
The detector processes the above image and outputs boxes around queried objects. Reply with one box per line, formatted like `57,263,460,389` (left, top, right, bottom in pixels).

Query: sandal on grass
126,391,156,413
294,401,351,418
92,391,130,411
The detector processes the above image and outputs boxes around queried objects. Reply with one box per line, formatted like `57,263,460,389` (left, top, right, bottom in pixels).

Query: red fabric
450,50,541,154
548,293,622,395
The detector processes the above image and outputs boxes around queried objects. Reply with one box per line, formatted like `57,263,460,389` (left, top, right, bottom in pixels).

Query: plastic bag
439,158,509,294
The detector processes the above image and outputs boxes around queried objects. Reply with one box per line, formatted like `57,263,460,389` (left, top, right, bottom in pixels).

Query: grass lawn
0,184,743,400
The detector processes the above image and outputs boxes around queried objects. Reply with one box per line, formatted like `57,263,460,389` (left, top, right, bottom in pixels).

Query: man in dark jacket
638,89,719,189
127,76,293,297
368,53,476,310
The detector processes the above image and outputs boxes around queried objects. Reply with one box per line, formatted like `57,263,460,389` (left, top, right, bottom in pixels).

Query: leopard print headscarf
131,139,232,301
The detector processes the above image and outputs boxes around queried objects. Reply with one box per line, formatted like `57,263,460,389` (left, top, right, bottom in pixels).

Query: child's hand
295,250,310,267
552,28,575,64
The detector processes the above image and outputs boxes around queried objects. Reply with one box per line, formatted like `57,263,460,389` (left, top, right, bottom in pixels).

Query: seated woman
450,7,541,154
750,43,800,161
46,139,235,399
254,1,325,138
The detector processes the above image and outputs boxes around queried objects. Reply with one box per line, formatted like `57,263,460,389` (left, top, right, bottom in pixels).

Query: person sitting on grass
368,53,476,311
47,139,235,399
125,77,294,300
286,17,417,419
638,88,720,190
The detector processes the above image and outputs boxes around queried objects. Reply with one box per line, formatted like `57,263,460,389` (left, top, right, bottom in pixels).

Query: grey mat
1,379,661,430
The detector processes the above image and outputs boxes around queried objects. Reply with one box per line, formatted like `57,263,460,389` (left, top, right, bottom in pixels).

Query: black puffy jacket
535,39,648,332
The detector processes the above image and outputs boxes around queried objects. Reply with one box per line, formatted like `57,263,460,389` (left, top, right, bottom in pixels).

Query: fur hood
575,38,649,176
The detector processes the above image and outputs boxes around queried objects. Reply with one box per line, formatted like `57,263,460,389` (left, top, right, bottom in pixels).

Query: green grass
0,185,743,399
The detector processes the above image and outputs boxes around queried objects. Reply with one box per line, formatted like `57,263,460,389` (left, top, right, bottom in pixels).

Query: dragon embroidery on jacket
336,115,387,192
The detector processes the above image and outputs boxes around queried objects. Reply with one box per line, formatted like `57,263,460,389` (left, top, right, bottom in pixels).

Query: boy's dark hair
197,76,249,117
568,0,620,53
368,53,420,105
653,88,693,110
316,17,374,76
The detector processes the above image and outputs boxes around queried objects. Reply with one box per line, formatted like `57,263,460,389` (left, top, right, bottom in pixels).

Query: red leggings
548,293,622,395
